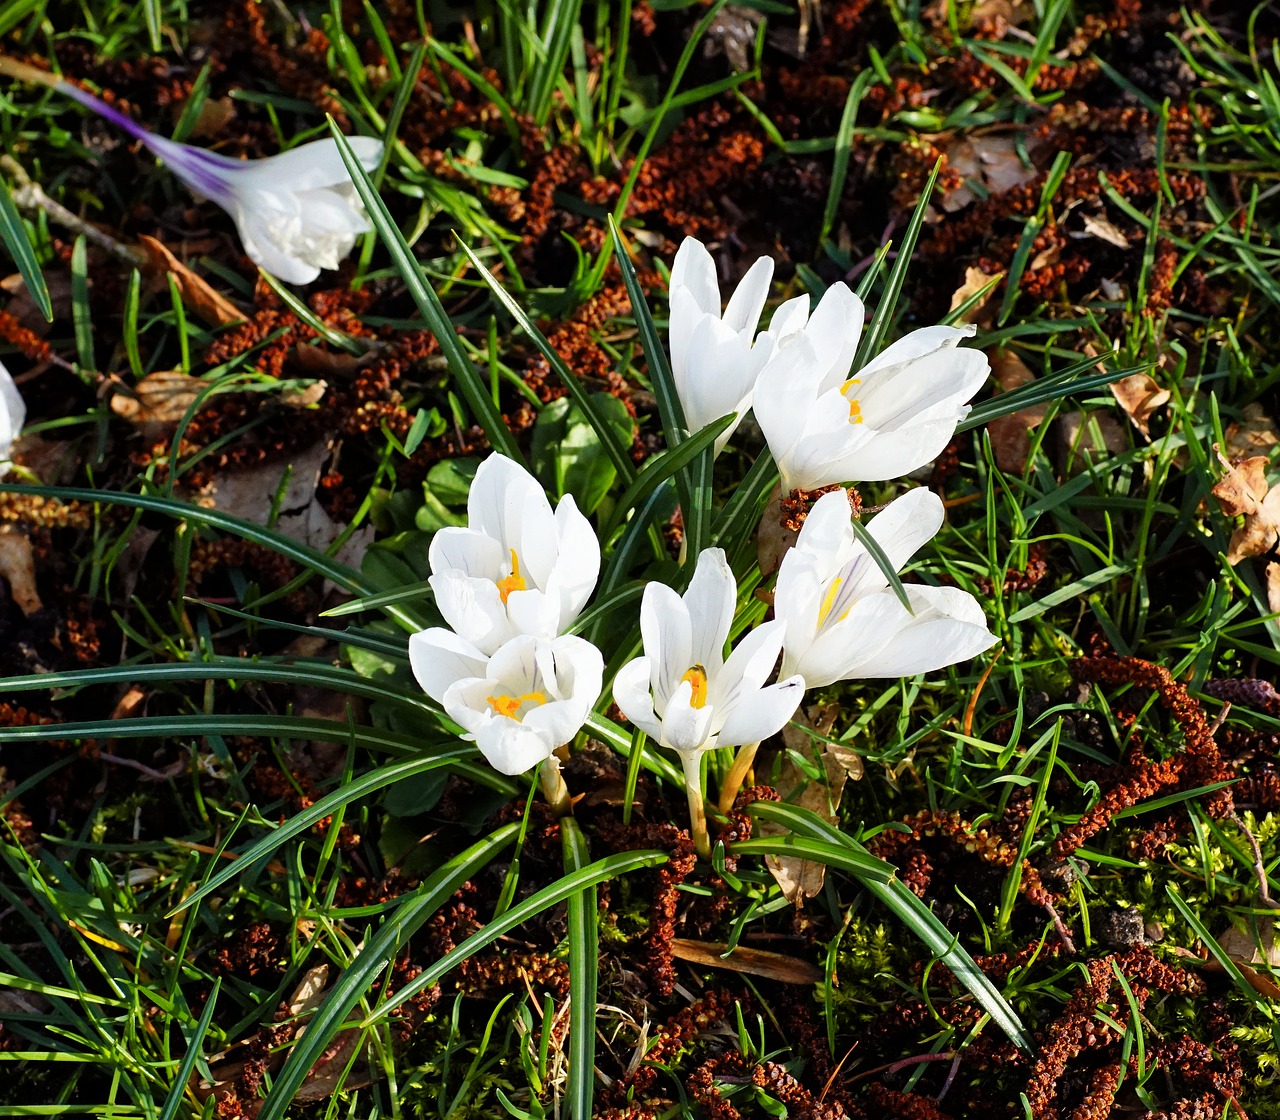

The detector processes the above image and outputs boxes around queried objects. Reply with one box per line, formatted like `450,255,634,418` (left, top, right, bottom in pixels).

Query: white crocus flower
753,281,989,491
49,74,381,284
774,488,997,688
410,631,604,778
0,359,26,477
668,237,788,451
428,454,600,655
613,547,804,855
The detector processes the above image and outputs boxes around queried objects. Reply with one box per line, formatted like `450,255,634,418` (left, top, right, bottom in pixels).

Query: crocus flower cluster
408,237,997,853
0,360,25,477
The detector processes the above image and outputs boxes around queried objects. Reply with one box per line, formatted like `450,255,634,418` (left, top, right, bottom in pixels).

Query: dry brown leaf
1055,410,1127,474
986,348,1048,474
1029,244,1060,272
0,527,41,616
941,133,1041,212
1224,402,1280,460
762,705,860,905
287,964,331,1018
175,95,237,139
1081,214,1131,249
948,266,1001,324
1109,372,1169,438
281,381,327,409
669,940,822,985
293,343,362,379
137,234,244,326
193,440,373,574
111,370,205,438
1211,445,1280,564
756,483,797,580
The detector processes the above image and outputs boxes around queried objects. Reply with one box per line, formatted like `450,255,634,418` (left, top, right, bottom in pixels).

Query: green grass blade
561,819,598,1120
156,979,220,1120
527,0,584,124
746,801,1032,1052
254,824,521,1120
0,178,51,322
0,482,375,598
459,240,635,482
959,364,1138,432
327,123,522,463
819,70,874,246
176,754,498,915
363,849,669,1025
729,836,895,881
846,508,913,613
855,160,941,366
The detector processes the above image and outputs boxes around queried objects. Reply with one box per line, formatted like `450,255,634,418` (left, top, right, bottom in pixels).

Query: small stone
1096,906,1145,948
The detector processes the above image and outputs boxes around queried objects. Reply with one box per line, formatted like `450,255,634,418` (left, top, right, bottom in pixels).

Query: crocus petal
429,570,515,654
712,617,788,716
504,586,562,643
753,334,827,481
858,348,989,432
429,527,505,581
472,718,555,775
235,136,383,191
408,627,490,704
790,592,910,688
768,294,811,339
714,676,805,748
551,494,601,625
821,417,968,484
235,199,320,284
722,255,774,335
0,360,25,471
685,548,736,671
804,282,865,391
858,324,975,376
641,581,692,708
660,679,716,752
613,656,664,741
853,585,997,678
670,237,721,319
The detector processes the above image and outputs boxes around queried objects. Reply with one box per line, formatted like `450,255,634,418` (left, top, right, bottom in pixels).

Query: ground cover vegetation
1,0,1280,1116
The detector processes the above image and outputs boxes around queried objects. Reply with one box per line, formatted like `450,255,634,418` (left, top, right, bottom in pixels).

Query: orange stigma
486,691,547,721
681,666,709,709
495,549,528,603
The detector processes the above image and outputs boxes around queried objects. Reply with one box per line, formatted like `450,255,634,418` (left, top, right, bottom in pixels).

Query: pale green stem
539,755,572,817
680,747,710,859
717,741,760,814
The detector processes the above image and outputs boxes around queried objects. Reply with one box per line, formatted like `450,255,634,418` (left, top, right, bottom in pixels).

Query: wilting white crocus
428,454,600,654
410,631,603,778
774,488,997,688
753,282,989,490
613,547,804,855
668,237,787,451
27,64,381,284
0,359,26,478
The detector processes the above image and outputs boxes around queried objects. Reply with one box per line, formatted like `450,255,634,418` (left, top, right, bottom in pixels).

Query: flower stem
680,748,711,860
538,755,572,817
716,741,760,814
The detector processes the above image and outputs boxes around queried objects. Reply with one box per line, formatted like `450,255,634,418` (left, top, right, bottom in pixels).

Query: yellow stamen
681,666,709,709
495,549,528,603
841,378,864,425
818,576,844,627
486,690,547,721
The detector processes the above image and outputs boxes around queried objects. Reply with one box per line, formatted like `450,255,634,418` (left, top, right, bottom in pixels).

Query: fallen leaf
175,95,237,140
0,526,41,616
986,348,1049,474
948,266,1001,324
762,705,860,905
111,370,206,438
137,234,244,326
941,133,1042,212
1055,411,1127,474
193,440,372,574
756,483,798,580
287,964,331,1017
1210,445,1280,564
293,343,362,379
1029,243,1060,272
1109,372,1169,438
1081,214,1130,249
669,940,822,984
281,380,327,409
1224,402,1280,460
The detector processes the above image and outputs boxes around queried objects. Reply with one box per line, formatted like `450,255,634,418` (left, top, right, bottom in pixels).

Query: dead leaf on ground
173,95,236,139
1,270,72,330
762,704,861,905
941,132,1044,212
948,266,1002,325
287,964,331,1018
986,348,1048,474
1080,214,1131,249
137,234,244,326
111,370,206,439
1224,402,1280,460
1109,372,1170,438
669,940,822,984
756,483,797,580
293,343,362,379
1055,410,1127,474
1210,445,1280,564
0,527,41,616
193,440,373,574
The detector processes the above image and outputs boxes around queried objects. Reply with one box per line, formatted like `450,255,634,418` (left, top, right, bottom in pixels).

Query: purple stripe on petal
55,81,152,144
